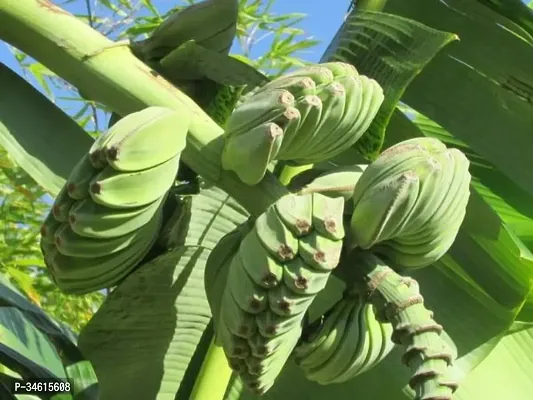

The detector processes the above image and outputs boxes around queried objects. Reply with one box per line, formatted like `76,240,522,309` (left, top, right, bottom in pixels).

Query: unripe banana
43,210,162,294
221,122,284,186
205,224,252,331
89,107,189,172
89,154,180,209
222,62,384,185
294,291,395,385
51,186,76,222
208,192,345,394
40,212,61,244
40,107,187,294
349,137,471,269
53,218,155,258
68,196,165,239
66,154,99,200
131,0,239,62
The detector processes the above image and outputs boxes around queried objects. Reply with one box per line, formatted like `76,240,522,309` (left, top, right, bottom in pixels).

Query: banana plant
1,0,533,400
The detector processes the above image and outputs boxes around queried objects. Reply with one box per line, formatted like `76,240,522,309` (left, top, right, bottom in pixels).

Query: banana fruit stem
0,0,288,217
190,339,232,400
278,164,314,186
354,251,458,400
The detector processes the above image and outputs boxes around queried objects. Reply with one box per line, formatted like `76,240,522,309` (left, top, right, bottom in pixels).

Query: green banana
294,291,395,385
51,186,76,222
89,154,180,209
68,196,165,239
282,258,331,295
222,62,384,185
293,297,352,369
254,205,299,261
89,107,189,172
220,122,284,186
66,154,99,200
54,211,160,258
302,296,361,383
205,224,252,330
43,212,161,294
349,137,471,269
223,88,295,137
298,231,343,271
40,212,61,244
207,192,345,394
238,230,284,289
228,256,268,314
277,94,322,159
131,0,239,63
274,192,312,237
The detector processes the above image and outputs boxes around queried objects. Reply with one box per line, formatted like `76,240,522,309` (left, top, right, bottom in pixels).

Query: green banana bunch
348,137,471,269
130,0,239,63
40,107,190,294
294,290,395,385
221,62,384,185
206,192,346,394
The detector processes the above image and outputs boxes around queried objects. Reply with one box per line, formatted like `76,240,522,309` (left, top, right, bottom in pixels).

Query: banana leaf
0,63,93,196
0,273,99,399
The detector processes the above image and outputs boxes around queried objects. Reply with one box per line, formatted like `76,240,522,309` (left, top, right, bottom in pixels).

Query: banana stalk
353,251,458,400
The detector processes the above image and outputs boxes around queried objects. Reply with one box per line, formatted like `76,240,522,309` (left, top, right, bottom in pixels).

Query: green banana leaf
474,0,533,41
77,187,249,399
321,10,458,160
0,63,93,196
0,273,99,399
384,0,533,200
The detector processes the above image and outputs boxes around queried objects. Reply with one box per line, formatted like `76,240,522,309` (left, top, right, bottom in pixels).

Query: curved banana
68,196,165,239
205,224,252,329
206,192,345,394
66,154,99,200
54,211,160,258
294,291,395,385
89,107,189,172
44,212,162,294
349,137,471,269
51,186,76,222
89,154,180,209
222,62,384,185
